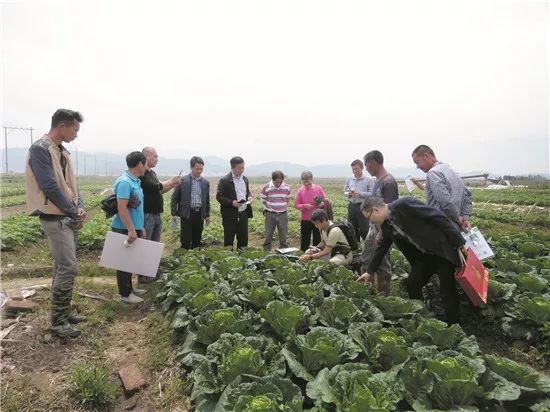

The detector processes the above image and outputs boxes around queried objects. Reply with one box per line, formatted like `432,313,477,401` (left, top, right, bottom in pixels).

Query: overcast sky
1,0,548,175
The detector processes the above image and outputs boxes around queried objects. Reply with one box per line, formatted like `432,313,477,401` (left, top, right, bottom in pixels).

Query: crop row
155,249,550,411
0,194,27,207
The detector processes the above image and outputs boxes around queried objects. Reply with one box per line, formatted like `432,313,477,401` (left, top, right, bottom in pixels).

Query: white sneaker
132,288,146,296
120,293,144,304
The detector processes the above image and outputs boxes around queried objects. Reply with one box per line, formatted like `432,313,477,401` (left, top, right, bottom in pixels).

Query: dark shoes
50,322,81,338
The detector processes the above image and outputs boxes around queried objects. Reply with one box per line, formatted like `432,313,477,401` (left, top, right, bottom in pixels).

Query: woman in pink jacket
295,170,327,251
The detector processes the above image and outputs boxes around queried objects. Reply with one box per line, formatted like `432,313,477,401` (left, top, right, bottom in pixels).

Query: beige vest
25,135,79,216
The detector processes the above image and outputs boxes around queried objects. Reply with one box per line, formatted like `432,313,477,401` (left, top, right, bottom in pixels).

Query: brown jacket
25,135,80,217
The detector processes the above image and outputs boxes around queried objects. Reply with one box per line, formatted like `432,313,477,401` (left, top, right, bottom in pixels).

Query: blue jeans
144,213,162,242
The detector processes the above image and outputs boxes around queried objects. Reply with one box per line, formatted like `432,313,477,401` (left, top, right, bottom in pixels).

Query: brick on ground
4,299,38,313
119,364,147,396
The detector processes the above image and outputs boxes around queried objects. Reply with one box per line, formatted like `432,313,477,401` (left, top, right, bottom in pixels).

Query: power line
2,126,34,174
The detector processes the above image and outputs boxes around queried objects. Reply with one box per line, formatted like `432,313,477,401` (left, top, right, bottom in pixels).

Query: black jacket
216,172,253,219
170,174,210,219
368,197,466,274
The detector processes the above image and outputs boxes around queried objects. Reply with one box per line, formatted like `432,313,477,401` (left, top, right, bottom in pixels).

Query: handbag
455,247,489,306
100,194,118,218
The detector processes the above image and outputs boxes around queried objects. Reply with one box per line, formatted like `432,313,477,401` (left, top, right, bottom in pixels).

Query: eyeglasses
365,209,374,220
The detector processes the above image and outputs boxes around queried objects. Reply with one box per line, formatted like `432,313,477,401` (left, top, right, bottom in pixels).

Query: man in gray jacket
171,156,210,249
412,145,472,232
24,109,86,338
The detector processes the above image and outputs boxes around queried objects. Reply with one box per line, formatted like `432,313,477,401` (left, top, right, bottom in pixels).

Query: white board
99,231,164,277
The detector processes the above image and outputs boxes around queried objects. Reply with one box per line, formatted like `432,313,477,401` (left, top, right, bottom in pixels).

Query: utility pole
3,127,7,174
75,146,79,176
2,126,35,174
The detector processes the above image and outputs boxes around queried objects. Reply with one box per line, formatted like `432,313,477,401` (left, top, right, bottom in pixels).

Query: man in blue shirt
111,151,147,303
344,159,374,241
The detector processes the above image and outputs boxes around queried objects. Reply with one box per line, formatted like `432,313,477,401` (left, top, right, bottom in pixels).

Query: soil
0,277,189,411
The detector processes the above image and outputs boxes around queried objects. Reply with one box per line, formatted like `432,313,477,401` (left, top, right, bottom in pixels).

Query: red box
455,248,489,306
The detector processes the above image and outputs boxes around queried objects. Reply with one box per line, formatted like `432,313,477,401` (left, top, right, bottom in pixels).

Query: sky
1,0,548,175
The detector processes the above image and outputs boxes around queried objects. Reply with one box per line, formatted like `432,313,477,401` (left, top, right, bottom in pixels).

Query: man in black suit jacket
357,196,466,324
216,156,253,249
171,156,210,249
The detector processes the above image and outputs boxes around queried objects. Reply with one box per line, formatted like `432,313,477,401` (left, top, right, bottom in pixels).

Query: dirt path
0,276,189,411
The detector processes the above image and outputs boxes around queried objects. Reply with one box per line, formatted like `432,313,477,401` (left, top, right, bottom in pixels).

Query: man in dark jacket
171,156,210,249
357,196,466,324
216,156,253,249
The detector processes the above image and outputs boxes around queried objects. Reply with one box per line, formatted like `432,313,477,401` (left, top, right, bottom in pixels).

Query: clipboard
99,232,164,277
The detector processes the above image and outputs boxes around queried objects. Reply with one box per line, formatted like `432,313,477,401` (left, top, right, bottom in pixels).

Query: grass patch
0,385,33,412
157,375,188,409
69,362,118,410
145,312,174,371
79,261,113,278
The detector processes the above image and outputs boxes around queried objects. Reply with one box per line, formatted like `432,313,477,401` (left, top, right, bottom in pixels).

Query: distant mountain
2,148,542,179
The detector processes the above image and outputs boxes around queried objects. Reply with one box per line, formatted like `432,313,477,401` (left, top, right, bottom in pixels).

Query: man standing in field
411,145,472,232
216,156,253,250
138,147,180,283
344,159,374,241
25,109,87,338
171,156,211,249
361,150,399,295
260,170,291,252
111,151,148,304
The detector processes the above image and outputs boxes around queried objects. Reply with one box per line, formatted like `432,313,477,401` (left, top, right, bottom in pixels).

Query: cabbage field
156,247,550,411
1,175,549,411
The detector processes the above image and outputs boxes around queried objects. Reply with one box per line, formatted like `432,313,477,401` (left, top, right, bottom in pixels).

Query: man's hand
127,229,138,244
76,208,87,222
142,228,147,239
205,217,210,226
459,216,471,232
247,196,253,203
350,190,360,198
232,200,241,208
303,204,313,210
299,254,311,262
356,272,373,283
169,175,181,188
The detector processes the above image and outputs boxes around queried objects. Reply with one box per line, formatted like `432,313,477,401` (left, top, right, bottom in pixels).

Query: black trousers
347,202,369,240
300,220,321,252
223,211,249,249
112,227,143,297
406,253,460,324
180,209,204,249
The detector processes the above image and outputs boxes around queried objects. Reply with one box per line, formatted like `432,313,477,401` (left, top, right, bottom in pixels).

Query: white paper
405,176,415,193
462,227,494,261
99,231,164,277
276,247,299,254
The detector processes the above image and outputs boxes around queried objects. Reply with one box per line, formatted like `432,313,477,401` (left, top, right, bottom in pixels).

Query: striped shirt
190,176,202,208
261,181,291,212
425,162,472,225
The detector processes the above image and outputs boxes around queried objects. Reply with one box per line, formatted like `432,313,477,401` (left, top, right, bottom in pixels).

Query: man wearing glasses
357,196,466,325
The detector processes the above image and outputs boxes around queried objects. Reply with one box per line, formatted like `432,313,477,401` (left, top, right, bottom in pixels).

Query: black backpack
100,194,118,218
327,220,359,253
